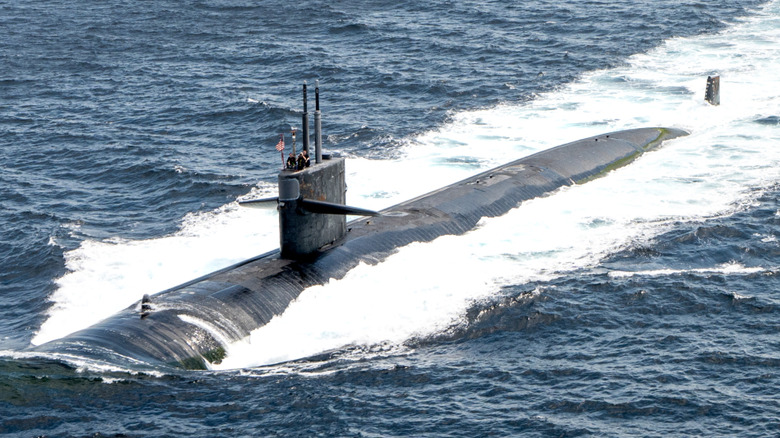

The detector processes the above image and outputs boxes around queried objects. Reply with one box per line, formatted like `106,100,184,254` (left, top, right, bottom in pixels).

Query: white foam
34,2,780,369
609,262,767,279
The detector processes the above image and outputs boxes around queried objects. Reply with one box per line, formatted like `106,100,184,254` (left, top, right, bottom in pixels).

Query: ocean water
2,0,779,436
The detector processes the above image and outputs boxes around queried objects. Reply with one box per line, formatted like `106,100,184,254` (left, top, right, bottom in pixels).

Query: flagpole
276,133,285,169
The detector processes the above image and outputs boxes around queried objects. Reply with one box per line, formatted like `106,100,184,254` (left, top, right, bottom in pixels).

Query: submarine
32,81,689,369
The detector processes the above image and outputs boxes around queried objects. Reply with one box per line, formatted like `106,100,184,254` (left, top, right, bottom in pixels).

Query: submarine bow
33,127,687,369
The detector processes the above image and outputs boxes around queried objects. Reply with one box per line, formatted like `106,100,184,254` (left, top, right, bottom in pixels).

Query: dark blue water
2,0,778,436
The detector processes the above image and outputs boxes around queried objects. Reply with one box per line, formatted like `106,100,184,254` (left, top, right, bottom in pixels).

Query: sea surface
2,0,779,436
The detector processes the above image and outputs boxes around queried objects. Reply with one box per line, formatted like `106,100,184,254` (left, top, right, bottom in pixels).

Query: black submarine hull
32,127,687,369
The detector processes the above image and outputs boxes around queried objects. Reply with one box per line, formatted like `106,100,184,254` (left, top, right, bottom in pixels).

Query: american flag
275,134,285,151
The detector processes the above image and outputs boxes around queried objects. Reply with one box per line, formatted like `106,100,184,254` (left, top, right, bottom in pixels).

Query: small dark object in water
705,75,720,105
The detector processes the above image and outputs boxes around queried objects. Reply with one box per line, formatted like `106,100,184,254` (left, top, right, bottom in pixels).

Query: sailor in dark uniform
297,150,310,170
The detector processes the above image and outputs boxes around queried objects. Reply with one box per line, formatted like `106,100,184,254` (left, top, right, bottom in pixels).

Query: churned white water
34,1,780,371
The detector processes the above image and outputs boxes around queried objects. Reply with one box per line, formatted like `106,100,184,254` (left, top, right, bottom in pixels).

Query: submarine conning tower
276,81,352,259
278,157,347,259
239,81,378,260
